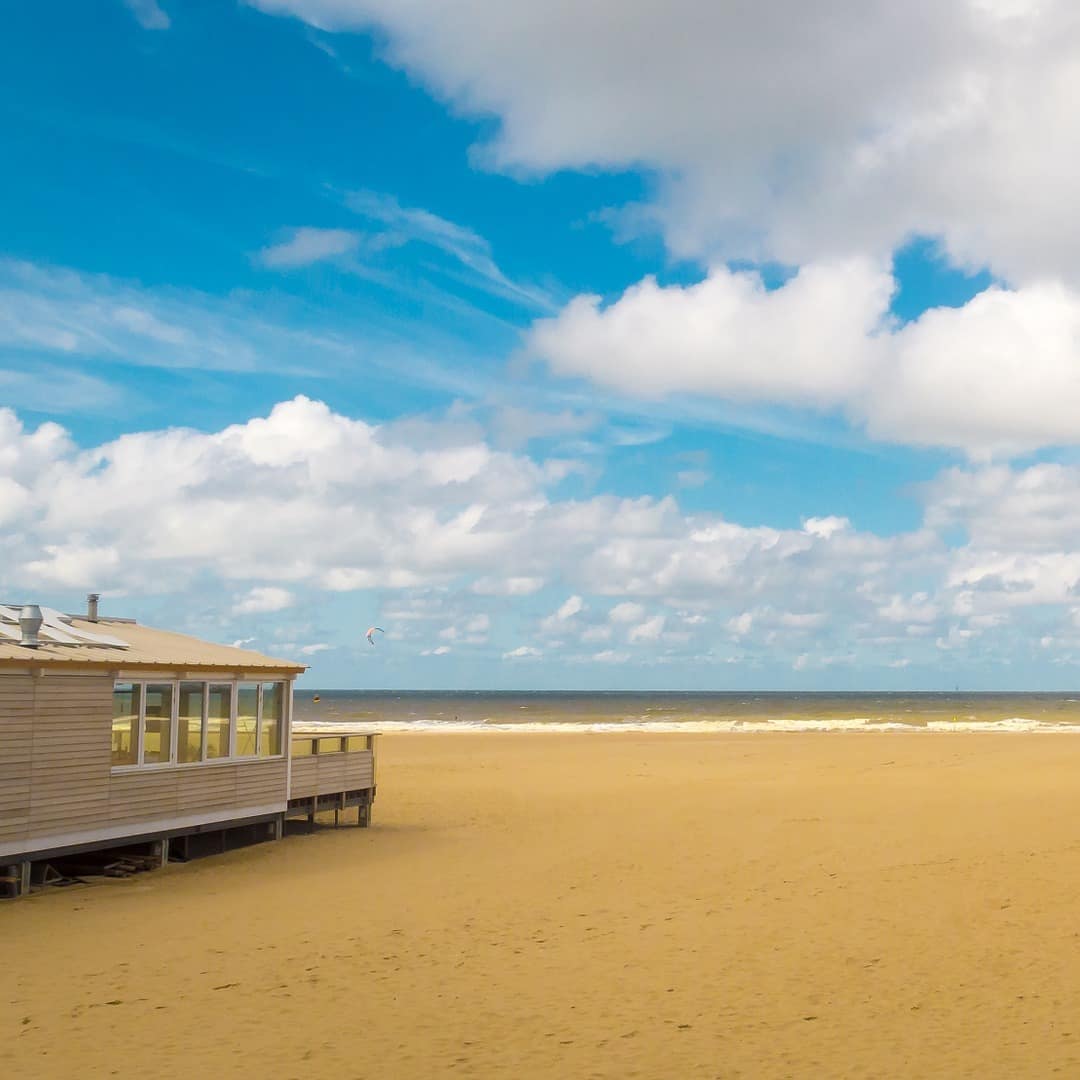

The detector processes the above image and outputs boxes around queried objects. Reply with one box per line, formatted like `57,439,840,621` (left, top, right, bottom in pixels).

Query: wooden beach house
0,597,377,897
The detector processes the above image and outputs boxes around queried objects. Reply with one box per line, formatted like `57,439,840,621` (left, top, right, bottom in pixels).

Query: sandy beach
4,732,1080,1078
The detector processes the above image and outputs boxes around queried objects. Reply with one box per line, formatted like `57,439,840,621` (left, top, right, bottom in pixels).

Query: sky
5,1,1080,689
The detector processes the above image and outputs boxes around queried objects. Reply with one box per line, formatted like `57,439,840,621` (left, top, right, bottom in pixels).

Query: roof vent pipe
87,593,100,621
19,605,43,648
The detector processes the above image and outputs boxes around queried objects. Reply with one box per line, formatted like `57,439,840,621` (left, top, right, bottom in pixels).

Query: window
206,683,232,760
112,683,140,766
260,682,284,757
111,678,288,768
236,683,259,757
177,682,205,764
143,684,174,764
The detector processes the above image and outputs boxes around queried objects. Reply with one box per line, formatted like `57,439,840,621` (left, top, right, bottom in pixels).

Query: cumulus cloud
233,587,295,614
248,0,1080,282
804,517,851,540
609,602,645,625
628,614,666,643
503,645,542,659
529,260,1080,457
531,259,893,407
541,595,585,633
8,396,1080,673
471,576,544,596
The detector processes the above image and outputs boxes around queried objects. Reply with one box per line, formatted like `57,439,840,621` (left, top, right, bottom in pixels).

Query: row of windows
112,680,286,768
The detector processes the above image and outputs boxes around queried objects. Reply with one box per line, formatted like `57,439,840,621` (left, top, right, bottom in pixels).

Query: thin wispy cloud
123,0,170,31
0,259,266,373
0,365,123,415
257,227,359,269
344,190,558,312
0,258,510,402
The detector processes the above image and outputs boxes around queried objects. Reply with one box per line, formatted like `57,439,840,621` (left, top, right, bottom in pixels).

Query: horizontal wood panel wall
0,674,113,849
0,675,34,844
110,758,288,824
289,751,374,799
0,673,291,859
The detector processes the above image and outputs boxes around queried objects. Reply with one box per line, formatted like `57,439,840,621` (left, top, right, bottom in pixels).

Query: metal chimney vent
87,593,100,621
19,605,43,648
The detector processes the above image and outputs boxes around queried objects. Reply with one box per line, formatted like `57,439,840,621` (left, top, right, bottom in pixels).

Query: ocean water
292,690,1080,734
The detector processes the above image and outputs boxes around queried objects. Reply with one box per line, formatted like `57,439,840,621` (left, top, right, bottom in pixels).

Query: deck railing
291,732,378,757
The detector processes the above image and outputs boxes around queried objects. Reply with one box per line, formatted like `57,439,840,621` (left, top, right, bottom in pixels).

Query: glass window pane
177,682,205,764
143,683,173,765
292,737,314,756
112,683,140,766
207,684,232,759
236,683,259,757
259,682,284,757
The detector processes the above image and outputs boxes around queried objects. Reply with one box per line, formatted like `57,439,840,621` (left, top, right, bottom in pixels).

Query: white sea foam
294,716,1080,735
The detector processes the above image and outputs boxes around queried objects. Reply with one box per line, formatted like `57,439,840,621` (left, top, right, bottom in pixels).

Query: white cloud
503,645,542,659
257,227,359,268
471,575,544,596
877,593,939,624
244,2,1080,460
124,0,170,30
804,516,850,540
233,586,295,614
591,649,630,664
531,259,892,408
542,594,584,632
676,469,708,489
488,406,598,450
438,612,489,644
554,595,583,620
778,612,827,630
345,190,554,311
529,260,1080,457
628,614,666,643
866,281,1080,455
11,396,1080,673
24,544,120,589
247,0,1080,284
0,258,347,377
0,366,122,416
609,602,645,624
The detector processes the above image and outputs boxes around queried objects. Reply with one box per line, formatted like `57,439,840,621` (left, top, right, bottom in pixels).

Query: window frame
110,677,290,772
111,682,142,767
176,680,208,766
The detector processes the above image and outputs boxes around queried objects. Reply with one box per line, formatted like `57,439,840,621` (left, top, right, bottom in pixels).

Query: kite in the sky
366,626,385,646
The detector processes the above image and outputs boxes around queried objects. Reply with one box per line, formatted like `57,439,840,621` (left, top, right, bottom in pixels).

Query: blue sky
5,1,1080,688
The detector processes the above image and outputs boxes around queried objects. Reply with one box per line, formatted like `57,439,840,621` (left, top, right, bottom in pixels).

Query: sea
291,690,1080,734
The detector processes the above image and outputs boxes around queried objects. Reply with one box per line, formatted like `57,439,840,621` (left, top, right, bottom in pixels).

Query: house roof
0,611,306,673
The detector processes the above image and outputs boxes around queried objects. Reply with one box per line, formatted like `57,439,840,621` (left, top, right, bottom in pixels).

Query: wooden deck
287,730,378,827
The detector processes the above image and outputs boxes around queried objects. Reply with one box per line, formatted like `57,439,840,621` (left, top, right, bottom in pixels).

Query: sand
4,732,1080,1078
